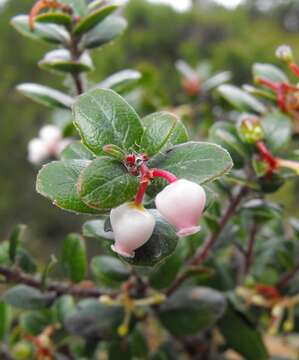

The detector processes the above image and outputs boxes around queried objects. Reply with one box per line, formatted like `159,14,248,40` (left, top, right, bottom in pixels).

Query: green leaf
0,242,9,265
123,210,178,267
36,160,101,214
130,328,149,358
91,256,130,287
62,233,87,283
158,286,226,337
82,16,127,49
218,84,266,114
148,141,233,186
108,340,133,360
61,141,95,160
209,122,248,169
39,49,94,74
242,199,282,222
253,63,288,84
35,12,73,26
218,305,268,360
98,69,142,94
73,89,143,155
16,249,37,274
64,299,123,338
9,224,26,264
74,4,119,35
82,219,114,240
202,71,231,92
53,295,75,323
149,254,182,289
262,111,292,152
20,310,52,336
11,15,70,45
2,285,54,310
140,112,189,156
0,302,11,340
60,0,87,16
17,83,74,109
78,157,139,210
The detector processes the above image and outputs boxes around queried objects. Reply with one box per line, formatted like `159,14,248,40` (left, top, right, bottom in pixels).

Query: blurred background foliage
1,0,299,257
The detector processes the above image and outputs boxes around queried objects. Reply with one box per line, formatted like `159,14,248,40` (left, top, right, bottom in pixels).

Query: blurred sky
147,0,244,11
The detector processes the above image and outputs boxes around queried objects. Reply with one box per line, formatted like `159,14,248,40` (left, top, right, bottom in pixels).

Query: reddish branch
166,186,248,295
0,265,117,299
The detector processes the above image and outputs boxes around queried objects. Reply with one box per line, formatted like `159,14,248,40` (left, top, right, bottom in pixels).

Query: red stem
134,179,150,206
152,169,177,183
289,63,299,79
256,141,278,171
257,78,278,91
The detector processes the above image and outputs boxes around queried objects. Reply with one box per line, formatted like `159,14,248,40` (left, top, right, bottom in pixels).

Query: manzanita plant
2,1,299,360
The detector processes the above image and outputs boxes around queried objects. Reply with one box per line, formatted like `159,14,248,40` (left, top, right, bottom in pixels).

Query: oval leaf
82,16,127,49
73,4,119,35
61,141,95,160
62,233,87,283
17,83,74,109
36,160,101,214
253,63,288,84
149,141,233,185
39,49,94,74
218,84,266,114
2,285,54,310
73,89,143,155
97,69,142,94
83,219,114,240
11,15,70,45
35,12,73,26
140,112,188,156
158,286,226,337
78,157,139,210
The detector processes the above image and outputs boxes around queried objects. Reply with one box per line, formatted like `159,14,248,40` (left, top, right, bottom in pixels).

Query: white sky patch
213,0,245,8
147,0,192,12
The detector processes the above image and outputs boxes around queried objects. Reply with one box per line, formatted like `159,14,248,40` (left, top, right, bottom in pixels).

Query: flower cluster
109,153,206,258
28,125,71,165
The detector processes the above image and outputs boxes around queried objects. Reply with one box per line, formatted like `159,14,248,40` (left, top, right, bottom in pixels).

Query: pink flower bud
27,138,48,164
155,179,206,237
110,203,155,258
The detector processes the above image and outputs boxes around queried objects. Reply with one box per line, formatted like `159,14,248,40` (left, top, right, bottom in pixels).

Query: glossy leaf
36,160,101,214
123,210,178,267
91,256,130,287
35,12,73,26
74,4,119,35
17,83,74,109
202,71,231,92
11,15,70,45
2,285,54,310
253,63,288,84
262,111,292,152
140,112,189,156
78,157,139,210
158,286,226,336
64,299,123,338
149,254,182,289
73,89,143,155
149,141,233,185
98,69,141,94
219,305,268,360
61,141,95,160
39,49,94,74
53,295,75,323
62,233,87,283
82,16,127,49
218,84,266,114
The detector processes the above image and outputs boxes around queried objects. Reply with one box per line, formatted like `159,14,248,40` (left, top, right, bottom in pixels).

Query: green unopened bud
238,115,264,144
276,45,294,63
103,144,126,161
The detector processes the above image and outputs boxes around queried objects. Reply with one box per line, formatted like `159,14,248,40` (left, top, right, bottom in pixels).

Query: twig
243,222,259,276
276,261,299,290
166,186,248,295
0,266,117,299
